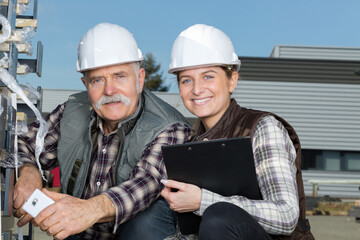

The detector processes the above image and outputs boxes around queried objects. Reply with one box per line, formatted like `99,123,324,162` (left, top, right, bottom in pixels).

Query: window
301,149,360,172
344,152,360,171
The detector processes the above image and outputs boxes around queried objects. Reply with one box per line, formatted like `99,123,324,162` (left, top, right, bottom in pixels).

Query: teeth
193,97,211,104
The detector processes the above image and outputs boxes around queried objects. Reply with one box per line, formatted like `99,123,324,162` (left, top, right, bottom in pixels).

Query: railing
303,171,360,198
308,179,360,198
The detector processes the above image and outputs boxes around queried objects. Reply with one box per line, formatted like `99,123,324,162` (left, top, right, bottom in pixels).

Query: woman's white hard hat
76,23,143,72
168,24,240,74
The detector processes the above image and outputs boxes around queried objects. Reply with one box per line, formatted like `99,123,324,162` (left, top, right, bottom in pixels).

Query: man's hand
160,179,202,213
13,164,43,226
32,189,116,240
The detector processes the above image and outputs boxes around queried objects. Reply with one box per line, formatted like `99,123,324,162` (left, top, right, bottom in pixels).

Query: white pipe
0,68,48,181
308,179,360,184
11,93,23,240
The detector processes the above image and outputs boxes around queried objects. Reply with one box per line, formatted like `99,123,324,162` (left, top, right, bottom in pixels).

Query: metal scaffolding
1,0,42,239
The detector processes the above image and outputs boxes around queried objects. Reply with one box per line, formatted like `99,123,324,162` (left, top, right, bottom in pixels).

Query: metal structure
0,0,42,239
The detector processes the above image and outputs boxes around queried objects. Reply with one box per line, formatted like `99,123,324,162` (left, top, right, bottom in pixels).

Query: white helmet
168,24,240,74
76,23,143,72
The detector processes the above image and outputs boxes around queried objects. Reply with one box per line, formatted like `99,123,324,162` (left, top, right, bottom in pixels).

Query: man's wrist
19,163,42,179
90,194,116,223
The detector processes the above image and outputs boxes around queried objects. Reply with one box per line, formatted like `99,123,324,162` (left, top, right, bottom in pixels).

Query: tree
141,53,169,92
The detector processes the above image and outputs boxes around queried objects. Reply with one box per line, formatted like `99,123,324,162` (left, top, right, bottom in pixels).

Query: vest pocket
67,159,83,195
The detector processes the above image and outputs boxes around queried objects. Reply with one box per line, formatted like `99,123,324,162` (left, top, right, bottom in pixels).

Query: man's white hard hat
76,23,143,72
168,24,240,74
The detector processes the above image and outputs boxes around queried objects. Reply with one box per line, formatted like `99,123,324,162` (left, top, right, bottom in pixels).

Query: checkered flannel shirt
18,102,192,239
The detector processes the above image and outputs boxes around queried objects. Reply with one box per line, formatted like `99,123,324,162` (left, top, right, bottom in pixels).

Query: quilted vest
57,88,189,198
193,100,314,240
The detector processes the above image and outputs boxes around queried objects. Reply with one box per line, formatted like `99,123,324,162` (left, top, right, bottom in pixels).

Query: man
13,23,191,240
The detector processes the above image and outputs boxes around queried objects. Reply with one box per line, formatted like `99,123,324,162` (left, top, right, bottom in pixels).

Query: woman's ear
228,71,239,93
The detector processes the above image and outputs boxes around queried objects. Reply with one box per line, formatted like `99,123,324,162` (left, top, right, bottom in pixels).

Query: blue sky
18,0,360,92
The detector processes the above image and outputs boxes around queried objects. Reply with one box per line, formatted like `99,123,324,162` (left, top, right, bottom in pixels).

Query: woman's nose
192,80,204,95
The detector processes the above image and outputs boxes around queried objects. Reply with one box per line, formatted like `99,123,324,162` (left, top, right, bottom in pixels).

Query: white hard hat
168,24,240,74
76,23,143,72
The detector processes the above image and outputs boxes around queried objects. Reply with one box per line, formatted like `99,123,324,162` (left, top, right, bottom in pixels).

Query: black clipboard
162,137,261,235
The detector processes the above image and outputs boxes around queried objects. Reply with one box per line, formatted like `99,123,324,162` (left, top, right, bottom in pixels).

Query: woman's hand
160,179,202,213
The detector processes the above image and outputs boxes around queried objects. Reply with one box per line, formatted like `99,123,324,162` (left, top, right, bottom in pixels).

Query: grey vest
58,88,189,197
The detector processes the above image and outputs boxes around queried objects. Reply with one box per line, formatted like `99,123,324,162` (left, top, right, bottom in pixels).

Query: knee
200,202,236,233
130,198,175,229
116,198,176,240
199,202,271,240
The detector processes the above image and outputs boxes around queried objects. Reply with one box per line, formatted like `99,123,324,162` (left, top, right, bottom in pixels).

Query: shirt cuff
195,188,223,216
102,191,121,234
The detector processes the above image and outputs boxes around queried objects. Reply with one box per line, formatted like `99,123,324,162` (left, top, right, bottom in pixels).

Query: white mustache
95,94,131,109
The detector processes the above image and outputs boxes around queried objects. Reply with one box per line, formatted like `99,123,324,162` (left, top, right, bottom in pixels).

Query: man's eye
204,75,213,80
91,79,104,86
113,75,127,83
181,79,191,84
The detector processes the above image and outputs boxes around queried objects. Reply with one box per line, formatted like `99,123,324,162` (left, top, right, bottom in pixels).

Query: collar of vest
193,99,239,141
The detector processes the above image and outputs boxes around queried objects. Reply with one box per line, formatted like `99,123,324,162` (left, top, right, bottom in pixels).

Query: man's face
82,63,145,131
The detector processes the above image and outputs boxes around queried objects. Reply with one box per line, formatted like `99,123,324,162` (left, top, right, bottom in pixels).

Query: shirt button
102,148,106,153
96,181,101,187
203,138,209,141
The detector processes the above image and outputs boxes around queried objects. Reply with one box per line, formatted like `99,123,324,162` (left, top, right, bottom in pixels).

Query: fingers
38,213,67,240
17,213,33,227
54,229,71,240
13,187,25,210
15,206,27,218
160,187,171,199
42,188,62,201
160,179,186,190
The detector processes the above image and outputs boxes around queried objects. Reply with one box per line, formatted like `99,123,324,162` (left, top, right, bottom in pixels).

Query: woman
161,24,314,240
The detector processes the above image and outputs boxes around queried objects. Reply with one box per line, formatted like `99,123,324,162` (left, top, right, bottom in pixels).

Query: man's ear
228,71,239,93
81,76,87,88
138,68,145,93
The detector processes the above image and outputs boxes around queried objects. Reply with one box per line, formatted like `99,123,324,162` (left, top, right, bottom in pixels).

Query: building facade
39,46,360,198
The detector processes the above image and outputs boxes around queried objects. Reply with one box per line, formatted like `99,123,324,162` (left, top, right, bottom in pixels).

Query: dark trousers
198,202,272,240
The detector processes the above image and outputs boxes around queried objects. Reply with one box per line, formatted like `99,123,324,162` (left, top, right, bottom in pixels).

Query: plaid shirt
167,115,299,240
18,102,192,239
196,116,299,235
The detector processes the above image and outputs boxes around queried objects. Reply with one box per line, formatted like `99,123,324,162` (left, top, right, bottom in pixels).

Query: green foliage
141,53,169,92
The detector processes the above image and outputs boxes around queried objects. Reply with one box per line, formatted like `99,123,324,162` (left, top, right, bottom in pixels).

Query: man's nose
104,79,116,95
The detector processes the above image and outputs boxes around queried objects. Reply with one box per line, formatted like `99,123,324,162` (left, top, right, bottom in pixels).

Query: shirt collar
193,98,238,141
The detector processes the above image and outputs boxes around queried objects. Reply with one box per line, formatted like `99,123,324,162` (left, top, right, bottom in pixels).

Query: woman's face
178,66,238,130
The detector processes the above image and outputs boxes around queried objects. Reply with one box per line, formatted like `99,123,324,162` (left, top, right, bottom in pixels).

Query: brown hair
176,65,237,83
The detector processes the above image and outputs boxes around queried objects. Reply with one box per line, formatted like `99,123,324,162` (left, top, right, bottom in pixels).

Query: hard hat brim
168,61,241,74
76,59,144,73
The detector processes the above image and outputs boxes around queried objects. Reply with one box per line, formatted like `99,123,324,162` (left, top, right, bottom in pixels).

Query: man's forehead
87,63,134,77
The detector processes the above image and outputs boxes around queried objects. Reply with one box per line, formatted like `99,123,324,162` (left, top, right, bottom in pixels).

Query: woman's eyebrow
179,70,218,79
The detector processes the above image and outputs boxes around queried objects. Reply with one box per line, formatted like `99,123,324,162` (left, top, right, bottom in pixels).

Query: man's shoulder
62,91,92,118
142,88,187,122
67,91,89,103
